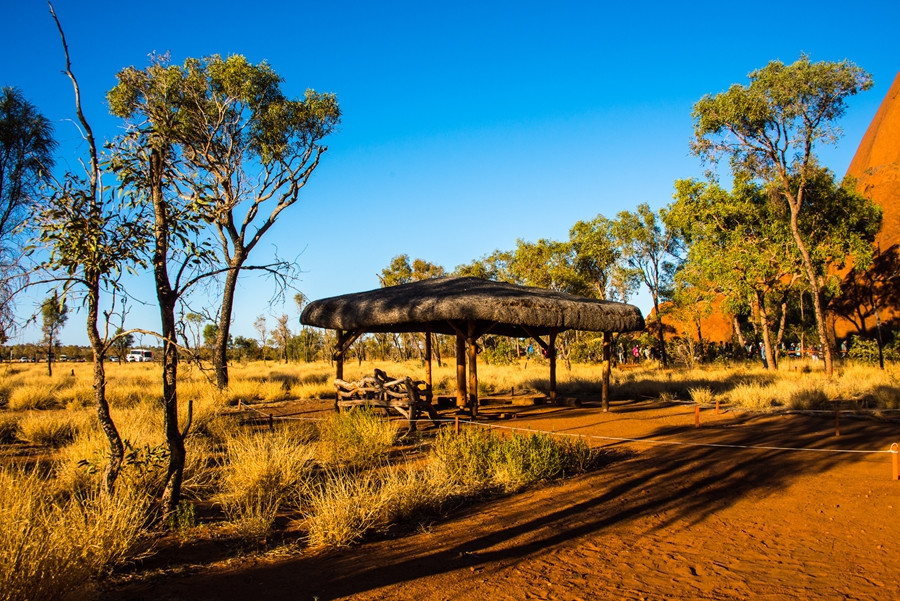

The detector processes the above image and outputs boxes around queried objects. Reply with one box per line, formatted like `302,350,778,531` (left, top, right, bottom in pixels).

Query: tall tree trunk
785,191,834,375
213,253,244,388
755,289,776,370
86,274,124,496
149,148,186,516
653,294,668,366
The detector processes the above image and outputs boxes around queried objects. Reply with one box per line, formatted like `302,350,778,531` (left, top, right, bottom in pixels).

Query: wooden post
892,443,899,481
695,405,700,428
715,398,720,414
548,330,558,403
456,334,467,409
601,331,611,412
455,415,460,435
835,404,841,437
424,332,433,402
334,330,345,412
467,320,479,417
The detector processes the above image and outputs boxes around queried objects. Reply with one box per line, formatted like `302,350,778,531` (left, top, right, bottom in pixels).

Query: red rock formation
831,71,900,339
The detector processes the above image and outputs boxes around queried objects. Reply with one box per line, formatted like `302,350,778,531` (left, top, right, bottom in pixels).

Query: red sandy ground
101,398,900,601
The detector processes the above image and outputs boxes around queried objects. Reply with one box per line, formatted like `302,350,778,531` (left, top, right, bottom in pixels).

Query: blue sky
3,0,898,347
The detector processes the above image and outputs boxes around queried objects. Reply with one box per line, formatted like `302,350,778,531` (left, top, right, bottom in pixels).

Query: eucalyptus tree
29,5,148,495
569,215,619,300
612,203,681,366
511,238,584,294
107,56,217,514
453,249,516,283
40,290,67,376
379,254,446,360
691,55,872,376
109,55,340,389
668,176,799,369
0,87,57,339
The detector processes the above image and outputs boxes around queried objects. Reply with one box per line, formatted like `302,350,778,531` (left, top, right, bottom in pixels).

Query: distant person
759,342,768,369
632,345,640,363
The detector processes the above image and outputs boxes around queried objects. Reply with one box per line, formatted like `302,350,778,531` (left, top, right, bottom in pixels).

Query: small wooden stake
455,415,460,435
268,414,274,432
892,443,899,481
835,406,840,437
695,405,700,428
715,399,720,415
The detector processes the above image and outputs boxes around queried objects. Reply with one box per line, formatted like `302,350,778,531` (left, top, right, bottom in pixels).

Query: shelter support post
548,330,557,403
602,331,611,412
455,334,467,410
424,332,433,402
333,329,364,410
467,320,478,416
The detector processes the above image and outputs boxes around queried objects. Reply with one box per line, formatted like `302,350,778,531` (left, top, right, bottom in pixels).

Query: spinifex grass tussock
317,408,398,468
0,415,20,444
724,380,781,410
7,383,58,410
688,386,715,405
0,468,150,601
56,380,95,410
18,410,87,448
785,380,831,410
302,463,454,548
218,424,316,543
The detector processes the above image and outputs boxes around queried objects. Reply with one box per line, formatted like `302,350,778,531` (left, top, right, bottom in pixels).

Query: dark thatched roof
300,277,645,337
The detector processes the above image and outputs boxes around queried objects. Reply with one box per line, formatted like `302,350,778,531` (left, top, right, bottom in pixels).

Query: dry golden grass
2,355,898,593
0,468,149,601
216,422,316,542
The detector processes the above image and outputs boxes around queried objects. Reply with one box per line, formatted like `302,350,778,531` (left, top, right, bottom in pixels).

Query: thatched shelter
301,276,645,413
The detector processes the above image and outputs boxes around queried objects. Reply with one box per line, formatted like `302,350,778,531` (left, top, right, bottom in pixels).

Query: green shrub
848,335,880,365
431,426,594,492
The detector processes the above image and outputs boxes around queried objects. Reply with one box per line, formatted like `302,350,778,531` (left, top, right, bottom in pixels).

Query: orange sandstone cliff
831,71,900,338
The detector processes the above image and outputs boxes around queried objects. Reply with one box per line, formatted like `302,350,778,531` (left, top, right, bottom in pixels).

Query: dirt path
102,400,900,601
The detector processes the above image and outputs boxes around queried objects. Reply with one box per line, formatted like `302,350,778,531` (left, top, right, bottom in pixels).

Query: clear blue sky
3,0,898,347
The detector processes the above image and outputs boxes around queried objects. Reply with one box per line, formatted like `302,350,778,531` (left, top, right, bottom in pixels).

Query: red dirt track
101,399,900,601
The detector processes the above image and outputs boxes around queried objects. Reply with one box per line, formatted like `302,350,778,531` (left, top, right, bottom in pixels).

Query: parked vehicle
126,349,153,362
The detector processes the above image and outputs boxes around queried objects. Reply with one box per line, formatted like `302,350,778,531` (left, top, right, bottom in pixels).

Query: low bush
431,426,595,492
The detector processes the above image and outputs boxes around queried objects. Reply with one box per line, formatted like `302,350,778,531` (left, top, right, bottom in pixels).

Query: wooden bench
334,369,439,430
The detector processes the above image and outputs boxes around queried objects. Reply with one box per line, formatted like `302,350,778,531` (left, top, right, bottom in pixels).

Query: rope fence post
455,415,460,435
695,405,700,428
835,406,840,437
715,399,720,415
268,413,274,432
892,443,898,481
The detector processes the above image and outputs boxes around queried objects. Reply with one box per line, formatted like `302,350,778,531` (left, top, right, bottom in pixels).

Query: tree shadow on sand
100,407,898,601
